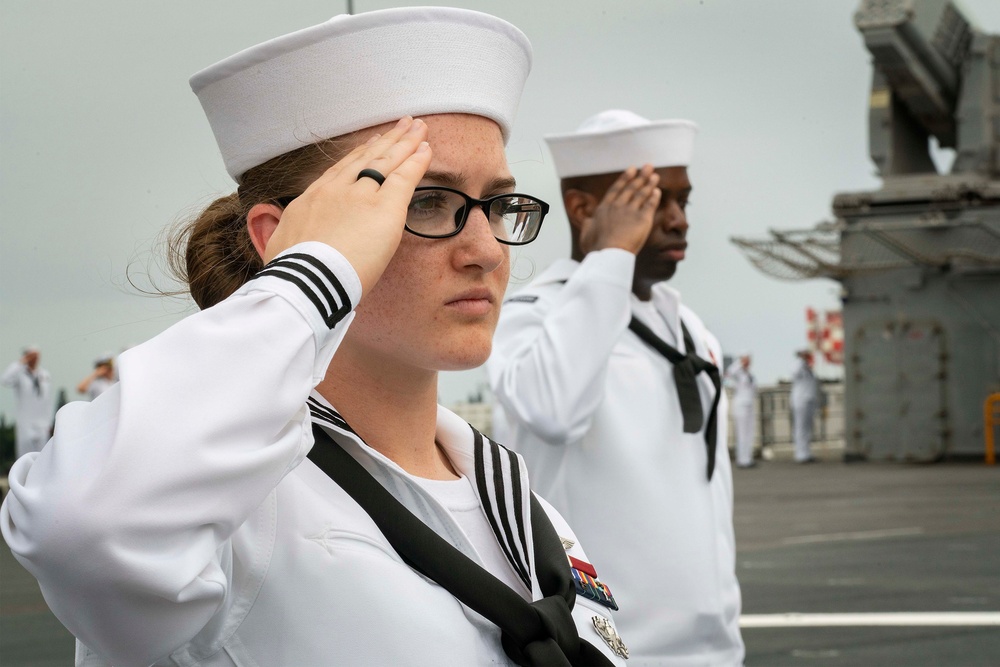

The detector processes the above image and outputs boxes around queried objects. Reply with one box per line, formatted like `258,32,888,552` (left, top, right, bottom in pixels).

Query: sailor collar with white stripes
306,392,538,596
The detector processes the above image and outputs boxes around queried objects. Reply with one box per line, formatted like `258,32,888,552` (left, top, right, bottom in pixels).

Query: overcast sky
3,0,999,418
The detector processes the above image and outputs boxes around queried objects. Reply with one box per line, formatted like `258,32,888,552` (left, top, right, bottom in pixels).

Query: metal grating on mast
731,225,844,281
733,216,1000,282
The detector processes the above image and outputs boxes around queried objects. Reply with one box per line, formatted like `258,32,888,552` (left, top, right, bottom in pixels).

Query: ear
562,189,597,233
247,203,284,261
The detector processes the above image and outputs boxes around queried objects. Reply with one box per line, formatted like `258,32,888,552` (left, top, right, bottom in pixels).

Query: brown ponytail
168,193,259,310
167,136,355,309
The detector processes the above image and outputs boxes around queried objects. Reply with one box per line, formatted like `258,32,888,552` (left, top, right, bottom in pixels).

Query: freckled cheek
354,238,508,345
352,258,423,333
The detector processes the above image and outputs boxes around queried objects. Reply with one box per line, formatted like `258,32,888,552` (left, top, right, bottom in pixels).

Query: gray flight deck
734,458,999,666
3,456,998,666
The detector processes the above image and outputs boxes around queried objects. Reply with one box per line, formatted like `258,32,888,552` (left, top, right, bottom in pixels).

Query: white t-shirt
413,474,531,600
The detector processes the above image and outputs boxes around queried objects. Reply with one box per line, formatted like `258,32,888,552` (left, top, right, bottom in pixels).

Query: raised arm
723,360,741,387
2,245,360,665
0,120,431,666
1,360,24,387
75,369,98,395
488,167,660,445
489,250,635,445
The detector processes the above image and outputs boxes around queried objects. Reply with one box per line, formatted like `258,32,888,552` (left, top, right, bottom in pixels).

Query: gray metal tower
733,0,1000,461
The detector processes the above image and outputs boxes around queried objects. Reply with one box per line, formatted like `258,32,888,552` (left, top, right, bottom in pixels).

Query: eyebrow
421,170,518,194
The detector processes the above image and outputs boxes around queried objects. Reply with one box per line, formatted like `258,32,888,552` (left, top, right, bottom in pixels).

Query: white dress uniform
1,360,54,458
1,243,626,667
725,361,756,467
488,248,745,666
790,359,819,462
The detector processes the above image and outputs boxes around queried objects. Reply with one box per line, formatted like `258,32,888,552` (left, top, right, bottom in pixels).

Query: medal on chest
568,555,619,611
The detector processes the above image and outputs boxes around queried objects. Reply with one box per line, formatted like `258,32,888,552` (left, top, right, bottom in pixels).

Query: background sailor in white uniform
790,350,819,463
489,110,744,666
76,355,115,401
1,10,626,666
1,346,54,459
725,354,757,468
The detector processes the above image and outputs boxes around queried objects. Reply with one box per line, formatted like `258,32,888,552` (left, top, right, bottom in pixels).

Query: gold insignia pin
560,536,575,550
592,616,629,659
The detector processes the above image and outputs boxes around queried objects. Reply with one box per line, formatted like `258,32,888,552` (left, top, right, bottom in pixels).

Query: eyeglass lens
406,189,544,245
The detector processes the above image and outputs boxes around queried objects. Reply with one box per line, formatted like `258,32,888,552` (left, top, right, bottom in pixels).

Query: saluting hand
259,116,433,295
578,164,660,256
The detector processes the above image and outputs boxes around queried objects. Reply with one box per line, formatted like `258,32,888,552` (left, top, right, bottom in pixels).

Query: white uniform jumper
1,361,54,458
489,249,744,666
725,362,757,467
1,242,624,667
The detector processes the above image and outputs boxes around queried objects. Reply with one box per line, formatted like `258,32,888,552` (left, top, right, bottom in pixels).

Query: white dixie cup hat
190,7,532,183
544,109,698,179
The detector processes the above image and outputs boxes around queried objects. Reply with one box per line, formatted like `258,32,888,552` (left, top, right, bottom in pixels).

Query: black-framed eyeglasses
276,187,548,246
406,186,548,245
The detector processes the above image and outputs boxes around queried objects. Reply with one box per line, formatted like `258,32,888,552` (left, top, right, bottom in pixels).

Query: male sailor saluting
489,110,745,666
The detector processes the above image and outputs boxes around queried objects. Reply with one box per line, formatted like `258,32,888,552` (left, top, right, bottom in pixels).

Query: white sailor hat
191,7,532,182
544,109,697,179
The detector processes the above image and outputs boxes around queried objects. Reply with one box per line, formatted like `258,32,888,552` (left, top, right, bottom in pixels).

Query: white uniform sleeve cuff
239,241,363,332
576,248,636,289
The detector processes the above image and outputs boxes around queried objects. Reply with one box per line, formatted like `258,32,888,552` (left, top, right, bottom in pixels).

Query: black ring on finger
357,168,387,186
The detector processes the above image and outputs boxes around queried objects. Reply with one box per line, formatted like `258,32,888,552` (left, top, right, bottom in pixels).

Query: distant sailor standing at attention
1,8,626,666
1,346,54,460
791,349,819,463
489,110,745,666
726,353,757,468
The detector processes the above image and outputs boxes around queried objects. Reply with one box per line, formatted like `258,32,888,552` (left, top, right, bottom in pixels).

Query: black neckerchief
24,368,42,396
307,423,614,667
627,317,722,480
